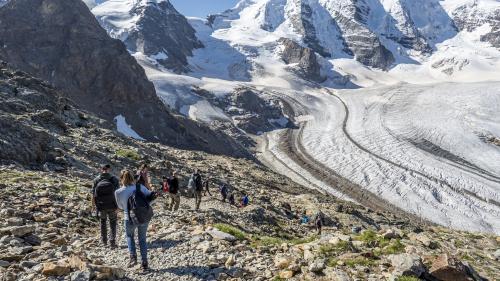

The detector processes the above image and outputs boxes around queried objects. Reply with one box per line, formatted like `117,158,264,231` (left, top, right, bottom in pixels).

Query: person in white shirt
115,170,152,271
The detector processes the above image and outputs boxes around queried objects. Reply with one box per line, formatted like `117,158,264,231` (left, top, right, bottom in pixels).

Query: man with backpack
192,170,203,211
92,164,119,249
167,171,180,211
115,170,157,271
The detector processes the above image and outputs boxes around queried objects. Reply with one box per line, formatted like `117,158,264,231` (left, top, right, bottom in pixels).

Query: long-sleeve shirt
114,184,151,220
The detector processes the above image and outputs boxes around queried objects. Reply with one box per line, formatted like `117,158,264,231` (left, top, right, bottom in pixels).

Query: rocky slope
0,0,249,158
1,56,499,281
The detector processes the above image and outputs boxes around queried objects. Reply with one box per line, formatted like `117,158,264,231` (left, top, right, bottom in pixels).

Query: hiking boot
128,255,137,267
141,262,149,272
109,241,117,249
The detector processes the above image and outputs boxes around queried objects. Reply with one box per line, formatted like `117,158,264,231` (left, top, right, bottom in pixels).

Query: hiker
136,164,151,190
228,191,235,205
161,176,170,209
115,170,157,271
219,182,228,202
314,211,324,235
192,170,203,210
92,164,119,248
300,211,310,225
240,193,249,208
167,171,180,211
203,178,212,196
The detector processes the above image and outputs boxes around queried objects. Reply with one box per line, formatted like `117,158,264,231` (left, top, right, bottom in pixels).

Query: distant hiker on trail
161,176,170,209
240,193,249,208
300,211,310,225
136,164,151,190
115,170,157,271
167,171,180,211
219,182,228,202
203,178,212,196
192,169,203,210
228,191,235,205
314,211,324,235
92,164,119,249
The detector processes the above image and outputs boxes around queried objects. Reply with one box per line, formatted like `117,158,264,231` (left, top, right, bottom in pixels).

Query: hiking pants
194,191,202,210
169,193,180,211
203,185,212,196
164,193,171,210
125,220,149,264
99,209,117,245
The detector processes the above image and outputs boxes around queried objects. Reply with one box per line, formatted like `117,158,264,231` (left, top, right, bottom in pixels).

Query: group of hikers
90,163,251,271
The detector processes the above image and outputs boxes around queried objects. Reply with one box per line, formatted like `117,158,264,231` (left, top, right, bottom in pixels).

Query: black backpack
127,184,153,225
94,177,118,211
194,174,203,191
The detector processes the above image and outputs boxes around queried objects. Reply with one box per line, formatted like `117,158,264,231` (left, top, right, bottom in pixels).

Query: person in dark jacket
167,171,180,211
92,164,119,248
219,182,228,202
191,170,203,210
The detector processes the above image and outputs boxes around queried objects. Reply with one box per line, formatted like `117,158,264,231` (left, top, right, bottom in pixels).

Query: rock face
0,0,249,158
122,0,204,73
453,5,500,49
278,38,324,82
197,87,292,135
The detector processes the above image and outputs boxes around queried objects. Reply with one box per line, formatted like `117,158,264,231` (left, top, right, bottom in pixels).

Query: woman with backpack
115,170,156,271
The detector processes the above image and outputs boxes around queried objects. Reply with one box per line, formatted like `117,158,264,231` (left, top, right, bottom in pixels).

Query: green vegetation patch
116,148,141,161
214,223,247,240
319,240,354,257
395,276,421,281
251,234,318,248
379,239,406,255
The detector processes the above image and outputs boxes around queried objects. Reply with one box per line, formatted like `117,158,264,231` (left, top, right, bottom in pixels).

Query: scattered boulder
408,232,438,249
279,270,295,279
42,262,71,276
389,254,425,279
382,229,401,240
0,225,35,237
308,259,326,274
206,229,237,242
429,254,484,281
274,255,293,270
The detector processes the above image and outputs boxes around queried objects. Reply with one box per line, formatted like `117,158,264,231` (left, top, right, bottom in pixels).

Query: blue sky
170,0,240,18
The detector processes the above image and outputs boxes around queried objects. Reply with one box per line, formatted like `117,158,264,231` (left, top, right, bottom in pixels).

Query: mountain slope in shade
0,0,251,158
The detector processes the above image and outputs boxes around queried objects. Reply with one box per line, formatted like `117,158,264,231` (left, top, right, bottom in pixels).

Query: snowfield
89,0,500,234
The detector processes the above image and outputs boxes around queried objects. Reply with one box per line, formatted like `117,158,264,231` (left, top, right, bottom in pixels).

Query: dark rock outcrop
194,87,291,135
123,0,204,73
333,12,395,70
278,38,324,82
0,0,249,158
288,0,332,58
